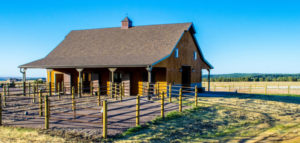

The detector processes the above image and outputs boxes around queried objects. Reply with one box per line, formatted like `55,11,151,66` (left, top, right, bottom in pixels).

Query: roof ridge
72,22,192,32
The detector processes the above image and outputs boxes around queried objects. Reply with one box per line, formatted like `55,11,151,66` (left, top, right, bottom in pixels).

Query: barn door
181,66,191,86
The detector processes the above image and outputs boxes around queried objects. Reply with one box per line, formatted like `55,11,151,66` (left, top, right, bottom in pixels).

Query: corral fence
202,82,300,95
0,81,200,139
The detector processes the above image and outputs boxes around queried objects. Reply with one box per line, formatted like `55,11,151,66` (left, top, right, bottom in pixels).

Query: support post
20,68,27,96
179,88,182,112
161,92,165,119
90,81,93,96
72,87,76,119
136,95,140,126
39,90,43,117
47,69,53,97
61,82,64,95
195,85,198,107
98,86,101,106
76,69,83,98
44,94,49,129
102,100,107,139
207,69,211,92
169,83,172,103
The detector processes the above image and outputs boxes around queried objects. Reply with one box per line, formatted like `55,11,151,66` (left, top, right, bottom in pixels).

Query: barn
19,17,213,96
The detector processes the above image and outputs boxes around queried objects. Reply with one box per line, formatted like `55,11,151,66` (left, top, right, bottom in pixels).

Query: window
193,51,197,60
175,48,179,58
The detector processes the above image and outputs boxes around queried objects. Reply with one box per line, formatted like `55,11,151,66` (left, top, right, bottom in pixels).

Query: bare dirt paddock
2,94,182,139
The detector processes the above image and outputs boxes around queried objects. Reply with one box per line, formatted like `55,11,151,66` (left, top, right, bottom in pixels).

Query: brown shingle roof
20,23,193,68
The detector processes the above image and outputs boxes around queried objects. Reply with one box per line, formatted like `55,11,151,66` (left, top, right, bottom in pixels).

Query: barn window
193,51,197,60
175,48,179,58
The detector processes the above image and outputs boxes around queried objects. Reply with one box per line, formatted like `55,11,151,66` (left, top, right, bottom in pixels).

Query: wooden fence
0,81,199,139
202,82,300,95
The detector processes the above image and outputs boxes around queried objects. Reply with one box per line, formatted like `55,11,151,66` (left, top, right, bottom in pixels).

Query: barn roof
20,22,212,69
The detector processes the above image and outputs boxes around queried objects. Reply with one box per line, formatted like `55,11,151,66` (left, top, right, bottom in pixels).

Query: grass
114,105,269,142
0,126,66,143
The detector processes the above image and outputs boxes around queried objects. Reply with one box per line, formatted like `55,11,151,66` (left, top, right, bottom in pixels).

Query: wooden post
72,87,76,119
28,83,31,97
265,84,267,95
179,88,182,112
0,93,2,126
288,85,290,94
90,82,93,96
31,85,35,103
115,83,117,100
6,83,9,96
39,90,43,117
120,83,122,102
102,100,107,139
249,85,252,93
3,85,6,107
44,94,49,129
169,84,172,103
23,81,26,96
98,86,101,106
136,95,140,126
161,92,165,119
58,83,61,100
195,85,198,107
157,82,160,98
61,82,65,95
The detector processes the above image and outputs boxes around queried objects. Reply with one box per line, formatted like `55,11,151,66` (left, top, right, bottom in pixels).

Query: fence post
214,85,216,92
179,88,182,112
98,86,101,106
119,83,123,102
265,85,267,95
44,94,49,129
102,100,107,139
3,85,6,107
288,85,290,94
29,83,31,97
0,93,2,126
249,85,252,93
115,83,118,100
195,85,198,107
136,95,140,126
6,83,9,96
58,83,61,100
169,84,172,103
23,81,26,96
61,82,64,95
161,92,165,119
72,87,76,119
39,90,43,117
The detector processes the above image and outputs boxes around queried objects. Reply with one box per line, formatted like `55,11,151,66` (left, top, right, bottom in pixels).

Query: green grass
0,126,66,143
114,104,270,143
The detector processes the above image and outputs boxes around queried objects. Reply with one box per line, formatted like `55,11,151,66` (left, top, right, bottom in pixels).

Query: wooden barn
19,17,213,96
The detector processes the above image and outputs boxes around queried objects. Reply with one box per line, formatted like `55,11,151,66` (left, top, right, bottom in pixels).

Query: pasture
202,82,300,95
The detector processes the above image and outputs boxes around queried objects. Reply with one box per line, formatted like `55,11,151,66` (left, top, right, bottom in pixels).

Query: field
116,93,300,142
202,82,300,95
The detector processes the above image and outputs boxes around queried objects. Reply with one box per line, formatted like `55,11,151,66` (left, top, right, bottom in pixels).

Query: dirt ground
2,94,184,139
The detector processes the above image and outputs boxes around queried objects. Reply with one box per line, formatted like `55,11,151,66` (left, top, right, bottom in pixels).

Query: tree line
202,73,300,82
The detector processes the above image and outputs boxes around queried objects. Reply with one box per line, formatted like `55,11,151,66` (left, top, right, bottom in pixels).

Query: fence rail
202,82,300,95
0,81,200,139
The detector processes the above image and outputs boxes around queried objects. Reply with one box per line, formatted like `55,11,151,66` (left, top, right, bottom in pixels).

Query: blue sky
0,0,300,77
